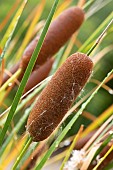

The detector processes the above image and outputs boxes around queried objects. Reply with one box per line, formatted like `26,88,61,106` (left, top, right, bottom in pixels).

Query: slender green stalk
0,81,47,157
35,69,113,170
0,0,59,146
15,80,46,113
0,69,21,93
79,12,113,53
87,18,113,56
0,103,35,158
86,0,112,19
83,0,95,10
91,121,113,151
93,133,113,160
0,0,28,64
5,6,37,61
16,142,39,170
12,137,33,170
60,126,83,170
93,145,113,170
0,76,51,120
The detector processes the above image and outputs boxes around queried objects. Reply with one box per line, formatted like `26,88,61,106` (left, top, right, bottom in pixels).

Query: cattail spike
27,52,93,142
21,7,84,71
2,7,84,87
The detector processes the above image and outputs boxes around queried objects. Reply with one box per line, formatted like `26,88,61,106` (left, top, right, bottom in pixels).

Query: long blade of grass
78,12,113,53
60,125,84,170
0,0,28,64
0,136,26,169
86,0,112,19
15,0,46,61
16,142,39,170
5,5,43,61
34,69,113,170
93,133,113,160
93,145,113,170
82,105,113,137
0,75,51,120
12,137,33,170
81,143,101,170
0,69,21,94
0,0,59,146
87,18,113,56
0,103,34,157
0,0,21,32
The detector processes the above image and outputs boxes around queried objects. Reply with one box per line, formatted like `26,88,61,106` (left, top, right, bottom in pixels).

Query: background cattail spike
21,7,85,71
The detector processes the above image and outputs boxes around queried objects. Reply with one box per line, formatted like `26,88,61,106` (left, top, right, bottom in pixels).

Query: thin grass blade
0,0,59,146
79,12,113,53
0,0,28,64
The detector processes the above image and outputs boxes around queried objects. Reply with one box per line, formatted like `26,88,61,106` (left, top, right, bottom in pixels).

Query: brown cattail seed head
24,58,54,92
21,7,84,70
27,52,93,142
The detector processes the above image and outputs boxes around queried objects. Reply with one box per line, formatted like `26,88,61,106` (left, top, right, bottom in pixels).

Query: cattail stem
87,19,113,56
0,0,59,146
0,104,32,157
60,125,84,170
12,136,32,170
0,68,21,93
83,0,95,10
93,145,113,170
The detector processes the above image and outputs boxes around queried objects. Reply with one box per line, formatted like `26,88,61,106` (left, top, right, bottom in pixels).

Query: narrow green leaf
86,0,112,18
16,142,39,170
0,78,48,126
79,12,113,53
12,137,33,170
0,0,28,64
0,0,59,146
94,133,113,160
0,103,34,158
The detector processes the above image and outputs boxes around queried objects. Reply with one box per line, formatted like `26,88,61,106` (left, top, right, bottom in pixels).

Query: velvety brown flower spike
20,7,84,71
2,7,84,89
27,52,93,141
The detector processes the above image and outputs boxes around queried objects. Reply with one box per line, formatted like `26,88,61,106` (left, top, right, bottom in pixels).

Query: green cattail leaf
0,0,28,64
0,0,59,146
